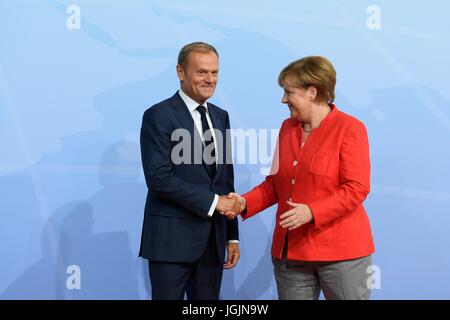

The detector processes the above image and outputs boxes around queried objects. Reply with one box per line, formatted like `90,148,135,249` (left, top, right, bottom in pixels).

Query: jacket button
291,179,295,185
293,160,298,166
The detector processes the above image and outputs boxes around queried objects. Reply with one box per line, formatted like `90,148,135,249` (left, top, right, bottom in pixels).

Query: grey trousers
272,255,372,300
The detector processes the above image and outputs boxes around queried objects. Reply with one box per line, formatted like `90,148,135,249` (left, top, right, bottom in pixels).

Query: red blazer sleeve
308,120,371,228
242,175,278,220
241,126,283,220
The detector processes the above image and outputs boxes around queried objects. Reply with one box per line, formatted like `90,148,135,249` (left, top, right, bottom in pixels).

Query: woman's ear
308,86,318,101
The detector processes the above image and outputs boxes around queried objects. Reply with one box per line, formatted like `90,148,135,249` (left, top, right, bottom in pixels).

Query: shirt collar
178,89,208,114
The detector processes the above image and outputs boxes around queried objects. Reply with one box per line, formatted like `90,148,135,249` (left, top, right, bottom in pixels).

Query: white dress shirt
178,89,219,218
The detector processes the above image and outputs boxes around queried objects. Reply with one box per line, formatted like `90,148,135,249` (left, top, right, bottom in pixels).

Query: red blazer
242,105,375,261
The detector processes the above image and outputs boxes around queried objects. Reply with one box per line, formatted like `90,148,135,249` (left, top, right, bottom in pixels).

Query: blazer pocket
307,223,333,244
309,153,330,176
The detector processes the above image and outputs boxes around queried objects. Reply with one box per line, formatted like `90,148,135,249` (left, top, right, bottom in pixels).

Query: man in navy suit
139,42,241,300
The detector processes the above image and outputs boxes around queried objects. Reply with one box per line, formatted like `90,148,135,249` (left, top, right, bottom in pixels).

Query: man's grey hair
177,42,219,68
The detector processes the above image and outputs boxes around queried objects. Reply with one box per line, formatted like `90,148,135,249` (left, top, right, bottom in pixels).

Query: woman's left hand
280,201,314,230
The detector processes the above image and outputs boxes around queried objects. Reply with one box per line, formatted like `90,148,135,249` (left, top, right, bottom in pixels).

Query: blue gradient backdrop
1,0,449,299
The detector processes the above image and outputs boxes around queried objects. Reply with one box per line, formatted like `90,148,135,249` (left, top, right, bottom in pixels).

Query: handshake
216,193,246,220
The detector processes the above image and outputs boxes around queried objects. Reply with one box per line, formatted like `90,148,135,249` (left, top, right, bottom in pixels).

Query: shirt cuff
207,194,219,217
227,240,239,244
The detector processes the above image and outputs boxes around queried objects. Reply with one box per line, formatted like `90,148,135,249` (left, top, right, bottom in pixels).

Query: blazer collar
317,103,338,128
294,103,339,129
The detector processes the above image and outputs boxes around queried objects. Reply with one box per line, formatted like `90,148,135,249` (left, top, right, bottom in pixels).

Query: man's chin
200,92,214,100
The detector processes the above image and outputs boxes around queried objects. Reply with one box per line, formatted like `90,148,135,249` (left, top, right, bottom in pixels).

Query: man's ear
176,64,184,82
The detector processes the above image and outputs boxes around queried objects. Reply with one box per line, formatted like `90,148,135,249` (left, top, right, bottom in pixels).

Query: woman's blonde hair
278,56,336,103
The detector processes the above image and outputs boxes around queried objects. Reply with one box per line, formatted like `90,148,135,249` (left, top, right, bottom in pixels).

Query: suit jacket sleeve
225,111,239,241
140,108,216,218
307,120,371,228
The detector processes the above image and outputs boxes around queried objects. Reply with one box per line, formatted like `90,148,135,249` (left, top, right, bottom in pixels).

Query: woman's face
281,77,315,122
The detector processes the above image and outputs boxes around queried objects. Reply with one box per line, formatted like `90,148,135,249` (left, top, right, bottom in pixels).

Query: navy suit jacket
139,92,239,263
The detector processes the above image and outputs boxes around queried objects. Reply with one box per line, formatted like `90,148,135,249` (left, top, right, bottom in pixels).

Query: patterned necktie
196,105,216,178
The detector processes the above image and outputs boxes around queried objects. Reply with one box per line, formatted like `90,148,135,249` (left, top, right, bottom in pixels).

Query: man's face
177,51,219,105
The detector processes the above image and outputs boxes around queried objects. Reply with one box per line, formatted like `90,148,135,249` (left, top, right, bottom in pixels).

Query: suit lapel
169,92,210,178
170,92,200,141
170,92,227,181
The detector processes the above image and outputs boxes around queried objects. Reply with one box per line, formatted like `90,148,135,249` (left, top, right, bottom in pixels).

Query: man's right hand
216,195,241,219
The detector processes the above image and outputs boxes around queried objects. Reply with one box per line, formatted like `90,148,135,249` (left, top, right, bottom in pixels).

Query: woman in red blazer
228,56,375,300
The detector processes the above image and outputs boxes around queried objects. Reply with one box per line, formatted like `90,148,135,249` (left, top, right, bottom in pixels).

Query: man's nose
204,73,213,83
